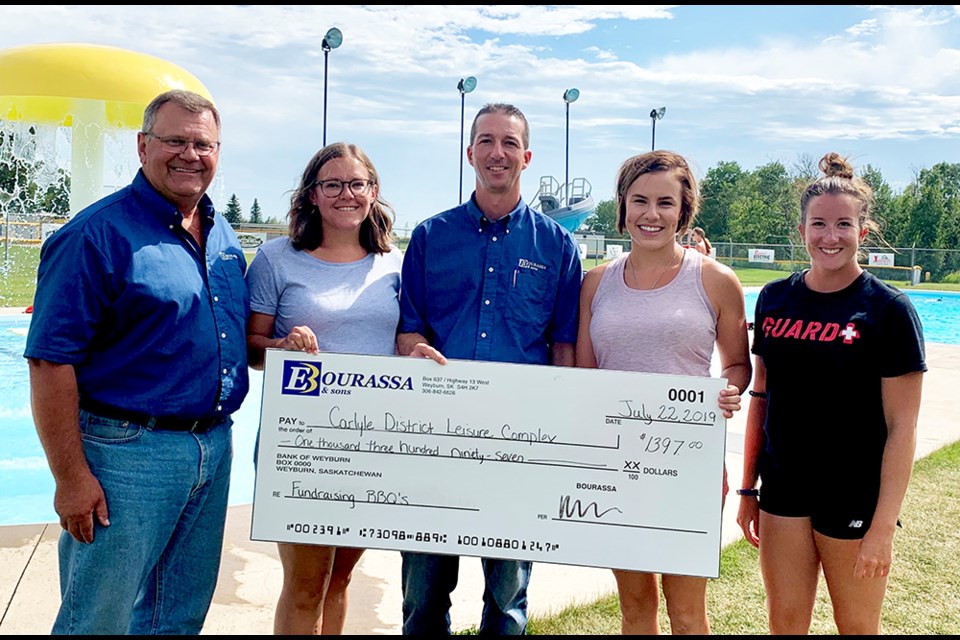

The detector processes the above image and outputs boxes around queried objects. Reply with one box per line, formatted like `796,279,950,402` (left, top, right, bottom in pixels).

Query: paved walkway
2,343,958,635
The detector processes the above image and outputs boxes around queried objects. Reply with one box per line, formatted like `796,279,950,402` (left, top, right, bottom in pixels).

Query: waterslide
530,175,596,233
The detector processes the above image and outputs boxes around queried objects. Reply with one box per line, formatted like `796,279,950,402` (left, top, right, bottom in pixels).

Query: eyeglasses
315,179,375,198
143,132,221,156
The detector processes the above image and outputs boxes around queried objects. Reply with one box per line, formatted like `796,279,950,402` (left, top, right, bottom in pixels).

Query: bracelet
736,488,760,497
748,390,768,399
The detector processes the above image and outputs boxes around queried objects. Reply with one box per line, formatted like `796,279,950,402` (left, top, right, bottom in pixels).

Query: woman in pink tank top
576,150,752,634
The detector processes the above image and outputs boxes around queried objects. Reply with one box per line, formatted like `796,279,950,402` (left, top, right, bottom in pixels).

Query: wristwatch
736,488,760,497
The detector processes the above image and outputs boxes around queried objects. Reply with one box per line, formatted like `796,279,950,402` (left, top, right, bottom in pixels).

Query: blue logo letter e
282,361,322,396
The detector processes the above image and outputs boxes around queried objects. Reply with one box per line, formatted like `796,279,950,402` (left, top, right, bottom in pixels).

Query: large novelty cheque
252,349,728,577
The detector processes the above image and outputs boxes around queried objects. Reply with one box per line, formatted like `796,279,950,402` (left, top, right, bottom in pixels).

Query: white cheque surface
252,350,727,578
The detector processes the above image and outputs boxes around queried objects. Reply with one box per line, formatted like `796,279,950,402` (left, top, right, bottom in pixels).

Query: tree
910,163,960,278
583,198,620,236
699,161,744,241
248,198,263,224
789,153,819,238
726,162,796,251
755,161,798,243
727,193,774,244
790,152,819,183
0,124,70,217
859,164,895,246
224,193,244,224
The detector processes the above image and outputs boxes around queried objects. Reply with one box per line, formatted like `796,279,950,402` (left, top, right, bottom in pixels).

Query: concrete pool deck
2,335,958,634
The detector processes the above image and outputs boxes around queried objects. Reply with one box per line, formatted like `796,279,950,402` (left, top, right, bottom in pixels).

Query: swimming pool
742,288,960,343
2,289,958,526
0,314,263,527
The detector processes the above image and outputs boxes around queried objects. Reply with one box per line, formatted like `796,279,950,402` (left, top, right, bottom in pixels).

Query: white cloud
845,18,880,37
1,5,958,224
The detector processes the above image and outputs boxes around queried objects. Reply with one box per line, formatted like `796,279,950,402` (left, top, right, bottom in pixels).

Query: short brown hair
615,150,700,235
469,103,530,149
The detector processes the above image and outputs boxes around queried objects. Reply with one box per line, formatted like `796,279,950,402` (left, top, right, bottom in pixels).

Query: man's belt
79,398,225,434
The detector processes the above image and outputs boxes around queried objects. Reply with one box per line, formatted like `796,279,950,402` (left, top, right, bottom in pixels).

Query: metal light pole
562,88,580,206
457,76,477,203
321,27,343,146
650,106,666,151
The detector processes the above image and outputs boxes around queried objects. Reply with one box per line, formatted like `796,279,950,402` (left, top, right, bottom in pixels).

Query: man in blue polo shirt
24,90,249,635
397,103,582,635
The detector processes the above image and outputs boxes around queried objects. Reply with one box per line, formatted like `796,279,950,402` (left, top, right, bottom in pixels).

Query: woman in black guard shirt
736,152,926,634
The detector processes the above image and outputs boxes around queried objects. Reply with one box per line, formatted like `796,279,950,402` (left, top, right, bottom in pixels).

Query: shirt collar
465,193,526,230
132,169,217,227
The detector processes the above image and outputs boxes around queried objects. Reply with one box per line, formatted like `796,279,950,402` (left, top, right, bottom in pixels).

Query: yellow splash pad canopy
0,43,214,215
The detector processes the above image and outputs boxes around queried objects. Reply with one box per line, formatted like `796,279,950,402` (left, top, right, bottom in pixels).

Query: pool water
2,289,958,526
0,315,262,527
742,289,960,344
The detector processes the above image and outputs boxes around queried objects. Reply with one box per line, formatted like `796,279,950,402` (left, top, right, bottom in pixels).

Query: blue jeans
401,552,531,635
52,410,233,635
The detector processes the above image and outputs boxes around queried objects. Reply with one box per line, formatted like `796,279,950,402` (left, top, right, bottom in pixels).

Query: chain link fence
711,242,960,285
574,235,960,284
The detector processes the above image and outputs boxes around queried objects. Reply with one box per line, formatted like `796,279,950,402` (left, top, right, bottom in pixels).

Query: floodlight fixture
458,76,477,94
322,27,343,145
563,88,580,104
563,88,580,204
322,27,343,52
650,106,666,150
458,76,478,203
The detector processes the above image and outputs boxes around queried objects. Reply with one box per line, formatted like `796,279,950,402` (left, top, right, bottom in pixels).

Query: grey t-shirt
246,237,402,356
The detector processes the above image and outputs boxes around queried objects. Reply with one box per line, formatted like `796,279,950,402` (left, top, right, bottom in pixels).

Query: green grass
0,245,41,308
902,281,960,292
458,441,960,635
728,267,794,287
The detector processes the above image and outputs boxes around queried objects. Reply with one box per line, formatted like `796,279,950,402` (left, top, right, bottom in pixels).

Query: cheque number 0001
668,388,704,403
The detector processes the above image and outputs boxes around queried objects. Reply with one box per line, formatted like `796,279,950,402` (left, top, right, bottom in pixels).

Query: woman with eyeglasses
245,142,408,634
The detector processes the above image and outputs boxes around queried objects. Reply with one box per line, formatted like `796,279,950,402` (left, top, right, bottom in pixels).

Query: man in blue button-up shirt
24,90,249,635
397,103,582,635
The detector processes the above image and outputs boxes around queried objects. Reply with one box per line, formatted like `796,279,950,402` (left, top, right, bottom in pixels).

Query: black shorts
758,464,883,540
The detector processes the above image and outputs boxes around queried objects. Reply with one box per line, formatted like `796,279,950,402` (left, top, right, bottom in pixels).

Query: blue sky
2,5,959,231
